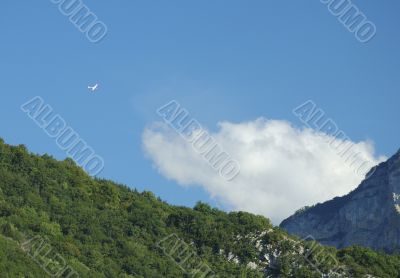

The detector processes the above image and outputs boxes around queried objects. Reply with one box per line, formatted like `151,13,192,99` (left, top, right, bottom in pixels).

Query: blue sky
2,1,400,214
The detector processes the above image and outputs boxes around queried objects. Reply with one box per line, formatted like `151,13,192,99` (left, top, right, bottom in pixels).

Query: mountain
280,149,400,253
1,138,400,277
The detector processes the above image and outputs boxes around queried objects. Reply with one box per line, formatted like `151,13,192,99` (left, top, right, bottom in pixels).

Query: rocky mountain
280,149,400,253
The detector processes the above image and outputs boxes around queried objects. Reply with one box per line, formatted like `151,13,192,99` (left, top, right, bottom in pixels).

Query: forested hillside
0,138,399,277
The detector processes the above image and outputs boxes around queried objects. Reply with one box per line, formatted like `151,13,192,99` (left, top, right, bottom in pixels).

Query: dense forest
0,138,399,277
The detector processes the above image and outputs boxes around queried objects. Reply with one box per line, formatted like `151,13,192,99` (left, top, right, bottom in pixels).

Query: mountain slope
1,138,400,277
280,149,400,253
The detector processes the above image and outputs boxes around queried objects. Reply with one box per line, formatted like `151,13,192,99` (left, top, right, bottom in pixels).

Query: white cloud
142,118,386,224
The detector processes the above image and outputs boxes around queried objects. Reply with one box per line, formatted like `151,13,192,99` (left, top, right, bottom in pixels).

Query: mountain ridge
1,137,400,277
281,148,400,253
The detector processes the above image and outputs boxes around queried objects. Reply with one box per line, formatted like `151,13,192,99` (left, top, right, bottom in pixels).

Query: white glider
88,84,99,92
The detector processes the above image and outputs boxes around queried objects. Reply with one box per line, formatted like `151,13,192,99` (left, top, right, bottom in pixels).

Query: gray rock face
280,149,400,253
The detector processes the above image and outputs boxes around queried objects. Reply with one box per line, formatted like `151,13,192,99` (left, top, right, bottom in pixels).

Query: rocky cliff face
280,149,400,253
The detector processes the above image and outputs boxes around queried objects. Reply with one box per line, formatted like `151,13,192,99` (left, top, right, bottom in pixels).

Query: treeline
0,138,399,277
